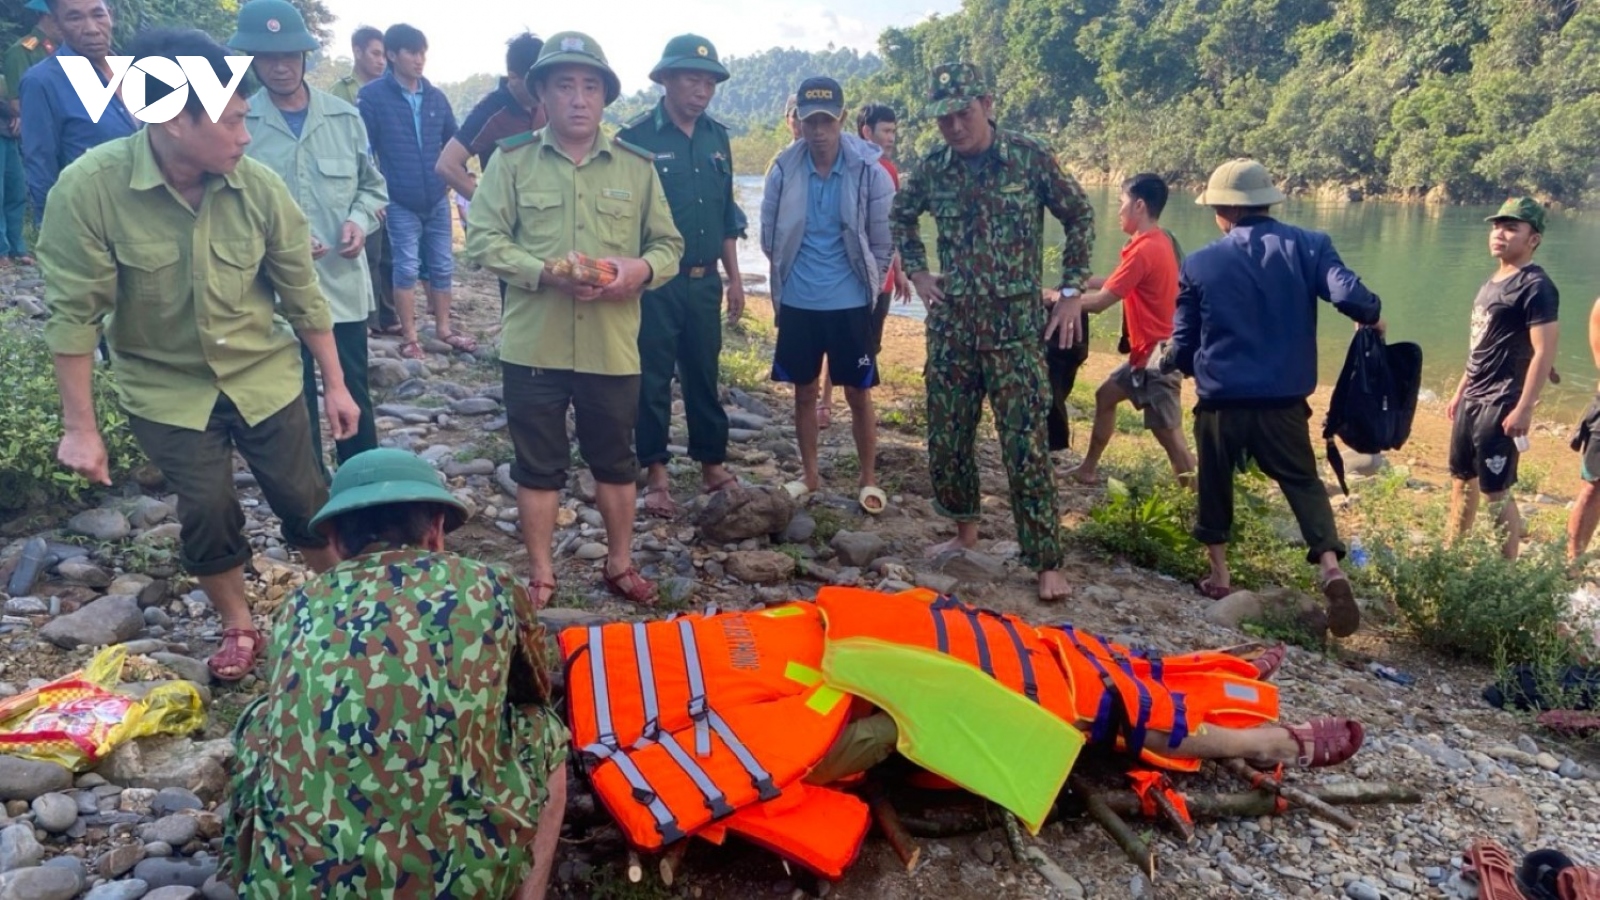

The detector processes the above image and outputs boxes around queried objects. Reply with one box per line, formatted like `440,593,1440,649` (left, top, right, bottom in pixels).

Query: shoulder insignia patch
19,37,38,51
624,109,652,129
496,130,538,152
612,135,655,161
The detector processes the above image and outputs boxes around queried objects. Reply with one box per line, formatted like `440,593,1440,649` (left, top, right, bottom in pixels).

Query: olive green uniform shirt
244,87,388,323
38,131,333,431
616,101,745,266
465,127,684,375
329,74,362,107
2,28,54,107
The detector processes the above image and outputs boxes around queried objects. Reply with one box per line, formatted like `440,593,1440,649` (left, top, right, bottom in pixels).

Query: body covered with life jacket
558,587,1361,879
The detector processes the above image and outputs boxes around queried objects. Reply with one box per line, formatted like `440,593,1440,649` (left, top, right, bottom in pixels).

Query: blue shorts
386,196,454,291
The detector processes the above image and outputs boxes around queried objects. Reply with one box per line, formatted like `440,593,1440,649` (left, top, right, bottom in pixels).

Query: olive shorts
502,364,641,491
128,395,329,577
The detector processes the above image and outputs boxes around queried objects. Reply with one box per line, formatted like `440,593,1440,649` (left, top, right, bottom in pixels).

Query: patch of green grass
879,394,928,434
810,506,846,545
718,343,770,392
573,867,674,900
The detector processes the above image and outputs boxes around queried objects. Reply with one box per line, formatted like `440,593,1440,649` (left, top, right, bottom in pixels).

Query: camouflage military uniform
226,547,567,898
891,63,1093,571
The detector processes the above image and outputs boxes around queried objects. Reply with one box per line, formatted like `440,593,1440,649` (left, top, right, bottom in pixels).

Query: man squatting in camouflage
891,62,1094,603
226,449,568,899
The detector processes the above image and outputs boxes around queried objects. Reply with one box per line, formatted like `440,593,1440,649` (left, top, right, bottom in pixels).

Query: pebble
0,823,43,872
1,597,46,616
30,792,78,833
139,814,199,847
1344,881,1384,900
145,886,200,900
1558,759,1585,779
0,866,80,900
85,881,152,900
131,856,217,890
67,508,131,542
574,542,608,561
150,788,203,817
97,843,144,878
120,789,159,815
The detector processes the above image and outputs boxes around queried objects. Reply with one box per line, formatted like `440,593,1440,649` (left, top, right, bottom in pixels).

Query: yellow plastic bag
0,646,206,770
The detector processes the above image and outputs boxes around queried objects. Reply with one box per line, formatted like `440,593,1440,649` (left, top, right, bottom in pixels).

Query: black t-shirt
1462,264,1559,404
455,79,540,170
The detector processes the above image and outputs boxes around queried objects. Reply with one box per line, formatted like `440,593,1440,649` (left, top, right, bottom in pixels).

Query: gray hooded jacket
760,135,894,308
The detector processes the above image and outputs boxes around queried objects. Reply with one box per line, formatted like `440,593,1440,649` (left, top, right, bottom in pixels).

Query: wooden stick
1145,781,1196,844
1069,775,1155,880
867,788,921,872
626,849,643,883
658,842,689,887
1217,759,1359,831
1004,813,1085,899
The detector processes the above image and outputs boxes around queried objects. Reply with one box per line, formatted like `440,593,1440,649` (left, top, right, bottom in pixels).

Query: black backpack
1322,325,1424,493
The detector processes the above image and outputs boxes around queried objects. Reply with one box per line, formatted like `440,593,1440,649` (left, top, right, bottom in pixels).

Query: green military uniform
227,450,567,898
619,34,745,468
329,73,362,106
890,63,1094,573
0,17,52,256
3,25,56,109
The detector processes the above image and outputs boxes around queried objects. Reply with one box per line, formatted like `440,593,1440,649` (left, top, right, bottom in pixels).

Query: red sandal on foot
1283,716,1365,767
207,627,264,683
603,564,656,606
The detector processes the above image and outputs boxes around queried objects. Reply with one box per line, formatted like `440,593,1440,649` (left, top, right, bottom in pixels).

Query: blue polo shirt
19,44,139,223
402,81,424,144
781,151,871,311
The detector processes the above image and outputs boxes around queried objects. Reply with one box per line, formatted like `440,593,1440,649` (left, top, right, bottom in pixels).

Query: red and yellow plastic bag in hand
0,646,206,771
545,251,618,287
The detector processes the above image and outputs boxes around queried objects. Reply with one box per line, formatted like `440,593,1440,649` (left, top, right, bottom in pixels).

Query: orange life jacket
558,604,868,878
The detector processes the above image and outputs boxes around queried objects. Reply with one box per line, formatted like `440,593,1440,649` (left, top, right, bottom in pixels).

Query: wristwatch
1059,288,1081,300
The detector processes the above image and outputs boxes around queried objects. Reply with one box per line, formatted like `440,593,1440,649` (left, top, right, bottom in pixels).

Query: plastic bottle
1348,537,1369,569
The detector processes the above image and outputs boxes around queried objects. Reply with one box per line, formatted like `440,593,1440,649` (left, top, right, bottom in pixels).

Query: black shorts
1573,395,1600,483
771,304,880,389
1449,398,1518,493
502,364,640,491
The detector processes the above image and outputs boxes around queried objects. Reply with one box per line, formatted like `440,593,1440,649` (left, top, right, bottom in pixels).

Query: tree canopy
0,0,334,50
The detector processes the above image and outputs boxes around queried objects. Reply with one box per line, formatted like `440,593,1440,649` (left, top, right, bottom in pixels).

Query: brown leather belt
684,265,712,279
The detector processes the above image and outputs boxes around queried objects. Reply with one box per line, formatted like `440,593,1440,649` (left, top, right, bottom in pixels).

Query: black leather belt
683,265,715,279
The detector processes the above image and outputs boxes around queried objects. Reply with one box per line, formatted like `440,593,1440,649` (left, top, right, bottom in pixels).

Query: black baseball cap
795,76,844,120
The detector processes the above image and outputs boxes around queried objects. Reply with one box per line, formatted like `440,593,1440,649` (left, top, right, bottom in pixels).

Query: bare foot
924,535,978,559
640,484,677,517
1064,464,1102,485
1038,569,1073,603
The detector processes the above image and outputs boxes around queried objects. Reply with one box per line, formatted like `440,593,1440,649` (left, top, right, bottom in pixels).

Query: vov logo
60,55,252,124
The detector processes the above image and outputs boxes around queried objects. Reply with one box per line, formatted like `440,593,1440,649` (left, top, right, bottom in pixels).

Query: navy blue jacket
1171,216,1381,404
19,44,139,223
357,71,456,214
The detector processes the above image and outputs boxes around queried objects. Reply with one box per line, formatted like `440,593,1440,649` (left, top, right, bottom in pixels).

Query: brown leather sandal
529,579,556,610
1251,644,1288,681
207,627,264,683
1284,716,1364,767
603,564,656,606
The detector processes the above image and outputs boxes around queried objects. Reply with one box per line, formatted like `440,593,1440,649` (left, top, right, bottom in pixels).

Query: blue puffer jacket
357,72,457,214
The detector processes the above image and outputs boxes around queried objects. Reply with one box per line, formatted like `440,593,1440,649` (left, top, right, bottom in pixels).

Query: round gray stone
0,823,43,873
150,788,203,817
144,886,200,900
85,880,152,900
0,757,73,802
132,856,217,890
30,792,78,833
0,866,81,900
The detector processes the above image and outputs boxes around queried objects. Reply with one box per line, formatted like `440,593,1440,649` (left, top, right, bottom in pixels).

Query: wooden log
1146,782,1196,844
1004,813,1085,899
626,849,643,883
658,842,689,887
1217,759,1359,831
1070,775,1155,880
867,788,922,872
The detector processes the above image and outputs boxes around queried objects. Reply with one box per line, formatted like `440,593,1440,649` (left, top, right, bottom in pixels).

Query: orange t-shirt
1103,228,1179,367
879,157,900,294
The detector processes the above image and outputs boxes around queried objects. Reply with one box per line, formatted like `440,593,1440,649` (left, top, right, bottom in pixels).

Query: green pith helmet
24,0,49,14
309,449,469,535
227,0,319,54
649,34,730,84
1194,158,1286,207
1486,196,1546,233
923,62,988,118
528,31,621,105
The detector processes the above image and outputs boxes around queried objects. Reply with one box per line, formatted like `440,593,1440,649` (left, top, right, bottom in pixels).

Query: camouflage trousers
925,329,1064,571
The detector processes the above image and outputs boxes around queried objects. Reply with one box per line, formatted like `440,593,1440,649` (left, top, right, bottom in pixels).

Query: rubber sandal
11,255,33,266
440,331,479,353
702,474,741,495
603,564,656,606
1560,866,1600,900
529,579,556,610
1282,716,1364,767
1320,568,1360,638
783,480,813,500
207,627,264,683
1251,644,1288,681
1196,576,1234,600
399,340,426,360
858,485,888,515
1466,840,1528,900
639,485,677,518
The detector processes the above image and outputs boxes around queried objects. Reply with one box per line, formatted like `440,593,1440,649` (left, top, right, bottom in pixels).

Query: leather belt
684,265,713,279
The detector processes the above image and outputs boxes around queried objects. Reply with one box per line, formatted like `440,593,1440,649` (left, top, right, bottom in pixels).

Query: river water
733,176,1600,415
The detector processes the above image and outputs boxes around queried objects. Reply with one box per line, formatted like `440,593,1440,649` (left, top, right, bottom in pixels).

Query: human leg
678,276,734,490
979,342,1066,599
574,373,650,602
635,281,686,515
504,363,576,603
385,205,424,353
925,331,986,554
1070,372,1130,483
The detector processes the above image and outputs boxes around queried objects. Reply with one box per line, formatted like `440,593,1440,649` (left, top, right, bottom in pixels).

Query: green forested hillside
859,0,1600,204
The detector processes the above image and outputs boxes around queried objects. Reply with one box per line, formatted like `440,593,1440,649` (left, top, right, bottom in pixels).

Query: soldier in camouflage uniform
226,449,569,899
890,63,1094,602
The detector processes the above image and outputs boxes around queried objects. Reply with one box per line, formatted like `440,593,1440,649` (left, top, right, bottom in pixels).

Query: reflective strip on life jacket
581,625,684,842
676,620,781,802
630,622,735,819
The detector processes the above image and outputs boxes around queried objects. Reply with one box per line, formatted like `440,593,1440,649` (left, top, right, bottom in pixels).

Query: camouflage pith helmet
1194,158,1286,207
528,31,621,105
923,62,988,118
649,34,730,84
309,449,469,535
1486,196,1546,233
227,0,319,54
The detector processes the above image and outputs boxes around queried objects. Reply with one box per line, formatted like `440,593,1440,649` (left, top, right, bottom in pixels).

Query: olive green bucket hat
227,0,319,54
649,34,730,84
1486,196,1546,233
923,62,988,118
309,448,469,535
528,31,621,105
1195,158,1286,207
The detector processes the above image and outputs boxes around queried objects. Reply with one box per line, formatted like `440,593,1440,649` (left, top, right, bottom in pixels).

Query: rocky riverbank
0,260,1596,899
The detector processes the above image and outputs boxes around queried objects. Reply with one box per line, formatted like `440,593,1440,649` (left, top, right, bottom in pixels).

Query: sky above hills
319,0,961,90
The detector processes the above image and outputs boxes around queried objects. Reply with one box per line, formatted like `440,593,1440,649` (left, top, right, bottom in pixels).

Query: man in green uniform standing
330,26,384,106
890,63,1094,603
3,0,59,116
0,0,59,255
619,34,746,516
466,33,683,608
229,0,389,475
